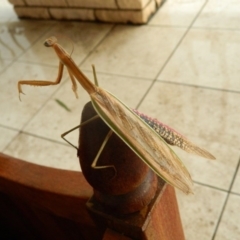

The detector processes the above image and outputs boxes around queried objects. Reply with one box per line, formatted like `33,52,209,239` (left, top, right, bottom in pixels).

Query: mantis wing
133,110,215,160
90,87,193,194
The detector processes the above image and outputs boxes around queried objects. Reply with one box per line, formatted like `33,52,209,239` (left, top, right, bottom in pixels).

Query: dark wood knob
78,102,158,214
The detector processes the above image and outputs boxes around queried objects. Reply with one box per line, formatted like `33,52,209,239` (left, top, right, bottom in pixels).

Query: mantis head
44,36,58,47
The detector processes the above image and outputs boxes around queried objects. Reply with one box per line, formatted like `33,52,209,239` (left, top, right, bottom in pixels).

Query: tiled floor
0,0,240,239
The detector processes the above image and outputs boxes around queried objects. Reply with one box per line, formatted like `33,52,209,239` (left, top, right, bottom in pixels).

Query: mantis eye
44,36,57,47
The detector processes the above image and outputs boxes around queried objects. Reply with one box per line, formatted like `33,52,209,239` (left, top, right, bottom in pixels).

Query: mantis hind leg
90,130,116,173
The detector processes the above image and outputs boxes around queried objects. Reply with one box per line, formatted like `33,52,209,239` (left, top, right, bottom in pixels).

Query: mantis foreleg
18,61,80,100
18,62,64,100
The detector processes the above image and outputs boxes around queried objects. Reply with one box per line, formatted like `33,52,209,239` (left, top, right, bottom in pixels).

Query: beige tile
23,72,153,145
139,82,240,148
0,21,53,59
172,139,239,190
150,0,205,27
19,22,113,66
3,133,81,171
23,80,90,146
215,194,240,240
81,25,186,78
0,127,18,151
177,184,226,240
232,168,240,194
0,62,65,129
0,59,12,72
194,0,240,29
158,28,240,91
138,82,240,189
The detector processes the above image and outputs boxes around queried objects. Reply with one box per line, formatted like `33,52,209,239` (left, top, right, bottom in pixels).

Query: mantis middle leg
62,114,116,173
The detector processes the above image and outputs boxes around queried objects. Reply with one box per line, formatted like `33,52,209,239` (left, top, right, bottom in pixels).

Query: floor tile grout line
2,128,74,156
2,132,22,153
148,24,191,29
81,69,154,82
20,130,74,148
136,0,209,109
157,79,240,95
211,156,240,239
193,181,229,194
230,191,240,197
79,69,240,96
0,22,55,76
148,24,240,32
190,26,240,32
226,156,240,194
0,124,21,133
0,124,22,153
79,24,117,68
211,197,230,240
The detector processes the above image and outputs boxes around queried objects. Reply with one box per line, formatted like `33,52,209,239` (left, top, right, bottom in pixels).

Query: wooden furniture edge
0,153,93,223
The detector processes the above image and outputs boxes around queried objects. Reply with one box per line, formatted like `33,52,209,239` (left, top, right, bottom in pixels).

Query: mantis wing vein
91,87,193,194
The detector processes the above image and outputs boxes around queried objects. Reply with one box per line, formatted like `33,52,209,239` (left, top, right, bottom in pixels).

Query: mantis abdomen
133,110,215,160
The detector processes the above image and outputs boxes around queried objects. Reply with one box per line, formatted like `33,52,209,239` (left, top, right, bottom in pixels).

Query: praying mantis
18,36,215,194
